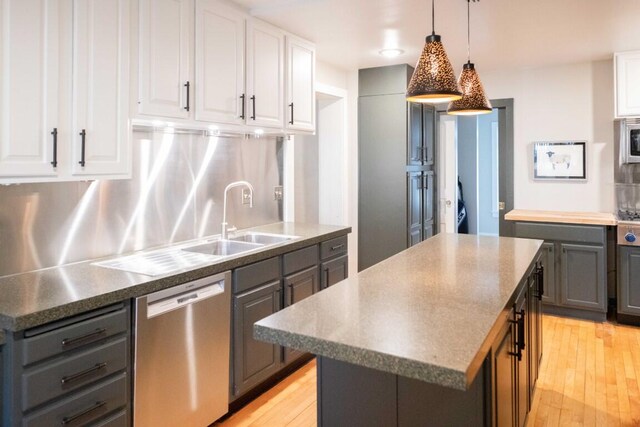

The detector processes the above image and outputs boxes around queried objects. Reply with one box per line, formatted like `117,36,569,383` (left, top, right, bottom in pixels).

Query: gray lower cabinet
560,243,606,311
231,235,349,401
232,280,282,399
283,266,319,364
514,221,608,319
407,171,435,246
2,303,131,427
618,246,640,316
493,319,515,427
539,242,556,305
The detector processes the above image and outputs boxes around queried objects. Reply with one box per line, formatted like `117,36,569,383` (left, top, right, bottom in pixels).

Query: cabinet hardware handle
508,309,525,360
78,129,86,167
331,244,345,251
250,96,256,120
422,175,429,190
177,293,198,304
184,81,190,112
536,263,544,300
61,400,106,425
289,103,294,125
61,327,107,348
421,146,429,162
288,283,294,306
51,128,58,168
240,94,246,119
61,362,108,385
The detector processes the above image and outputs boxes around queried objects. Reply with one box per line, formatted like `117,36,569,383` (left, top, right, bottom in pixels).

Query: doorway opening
437,99,514,237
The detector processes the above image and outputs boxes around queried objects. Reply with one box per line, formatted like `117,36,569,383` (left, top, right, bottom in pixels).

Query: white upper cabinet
246,20,285,129
0,0,61,179
72,0,130,177
138,0,192,119
286,35,315,132
615,51,640,118
195,0,245,125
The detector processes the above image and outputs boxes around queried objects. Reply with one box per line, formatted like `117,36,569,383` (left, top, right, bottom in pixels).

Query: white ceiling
234,0,640,73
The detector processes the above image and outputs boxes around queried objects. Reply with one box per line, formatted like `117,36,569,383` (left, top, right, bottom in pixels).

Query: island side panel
317,357,398,427
397,356,489,426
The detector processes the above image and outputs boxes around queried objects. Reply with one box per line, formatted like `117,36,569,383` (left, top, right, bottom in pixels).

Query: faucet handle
227,226,237,236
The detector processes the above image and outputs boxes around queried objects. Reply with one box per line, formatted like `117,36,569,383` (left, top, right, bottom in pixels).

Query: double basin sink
181,232,298,257
95,232,299,277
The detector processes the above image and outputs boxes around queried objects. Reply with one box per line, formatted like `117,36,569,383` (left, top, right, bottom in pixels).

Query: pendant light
447,0,492,115
406,0,462,104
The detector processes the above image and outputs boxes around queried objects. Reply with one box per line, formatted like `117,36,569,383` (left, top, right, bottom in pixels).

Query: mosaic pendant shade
406,34,462,104
447,62,492,115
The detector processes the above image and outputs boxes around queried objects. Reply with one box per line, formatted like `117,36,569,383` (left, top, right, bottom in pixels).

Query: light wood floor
216,315,640,426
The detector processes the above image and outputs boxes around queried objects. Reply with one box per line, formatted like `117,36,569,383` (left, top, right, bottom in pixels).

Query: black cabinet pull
240,94,246,119
51,128,58,168
508,309,525,361
78,129,86,167
288,283,294,306
184,81,190,112
250,95,256,120
536,262,544,300
422,175,429,190
61,401,106,425
289,103,294,125
61,362,107,385
61,327,107,348
331,244,345,251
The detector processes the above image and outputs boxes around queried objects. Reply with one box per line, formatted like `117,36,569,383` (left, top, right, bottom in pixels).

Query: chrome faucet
221,181,254,239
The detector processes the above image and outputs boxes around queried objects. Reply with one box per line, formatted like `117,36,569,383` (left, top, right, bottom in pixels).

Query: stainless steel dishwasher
134,271,230,427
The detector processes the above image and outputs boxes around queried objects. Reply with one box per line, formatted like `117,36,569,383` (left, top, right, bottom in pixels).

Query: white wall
481,59,615,213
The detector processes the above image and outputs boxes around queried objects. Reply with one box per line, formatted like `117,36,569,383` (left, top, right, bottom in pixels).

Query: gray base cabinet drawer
22,307,128,366
93,409,128,427
22,336,128,411
320,236,348,260
283,245,318,275
23,372,128,427
514,222,605,244
233,258,280,294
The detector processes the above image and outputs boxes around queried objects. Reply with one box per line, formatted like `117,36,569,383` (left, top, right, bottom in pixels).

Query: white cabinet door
246,19,284,129
71,0,130,177
286,35,315,132
616,51,640,118
195,0,245,125
138,0,192,119
0,0,60,178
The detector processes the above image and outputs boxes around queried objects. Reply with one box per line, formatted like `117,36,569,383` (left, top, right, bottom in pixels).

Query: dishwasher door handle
146,282,225,319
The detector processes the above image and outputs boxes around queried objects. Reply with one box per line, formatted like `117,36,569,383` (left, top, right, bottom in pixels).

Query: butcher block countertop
504,210,617,226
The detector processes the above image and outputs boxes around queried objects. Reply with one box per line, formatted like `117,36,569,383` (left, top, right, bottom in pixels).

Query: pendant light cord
431,0,435,35
467,0,471,63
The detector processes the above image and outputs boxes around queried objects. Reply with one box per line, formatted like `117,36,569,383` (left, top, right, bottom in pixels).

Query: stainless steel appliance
134,272,231,426
616,119,640,165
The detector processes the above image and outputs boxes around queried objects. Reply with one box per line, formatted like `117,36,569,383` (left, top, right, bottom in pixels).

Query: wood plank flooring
216,315,640,426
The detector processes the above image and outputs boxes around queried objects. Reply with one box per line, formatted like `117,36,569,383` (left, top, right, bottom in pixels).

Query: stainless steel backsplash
0,130,283,277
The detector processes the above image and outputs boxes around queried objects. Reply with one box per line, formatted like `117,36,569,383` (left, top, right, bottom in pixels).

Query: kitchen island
255,234,544,427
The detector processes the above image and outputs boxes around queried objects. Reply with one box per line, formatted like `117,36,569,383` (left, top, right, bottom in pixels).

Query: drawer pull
331,244,345,251
61,328,107,348
61,400,106,425
61,362,108,385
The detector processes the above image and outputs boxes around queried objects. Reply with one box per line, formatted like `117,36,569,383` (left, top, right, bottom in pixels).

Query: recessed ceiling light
379,48,404,58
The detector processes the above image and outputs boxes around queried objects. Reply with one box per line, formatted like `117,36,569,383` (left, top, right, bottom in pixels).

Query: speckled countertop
0,222,350,338
505,209,617,226
255,233,542,391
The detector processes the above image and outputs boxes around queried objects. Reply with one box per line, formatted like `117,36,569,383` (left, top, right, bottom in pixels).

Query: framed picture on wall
533,141,586,180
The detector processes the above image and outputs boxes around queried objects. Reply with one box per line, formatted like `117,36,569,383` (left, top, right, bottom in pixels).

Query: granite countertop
255,233,542,391
505,209,617,226
0,222,350,336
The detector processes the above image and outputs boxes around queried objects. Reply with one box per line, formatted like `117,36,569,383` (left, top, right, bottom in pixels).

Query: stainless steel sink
182,240,263,256
230,232,298,245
